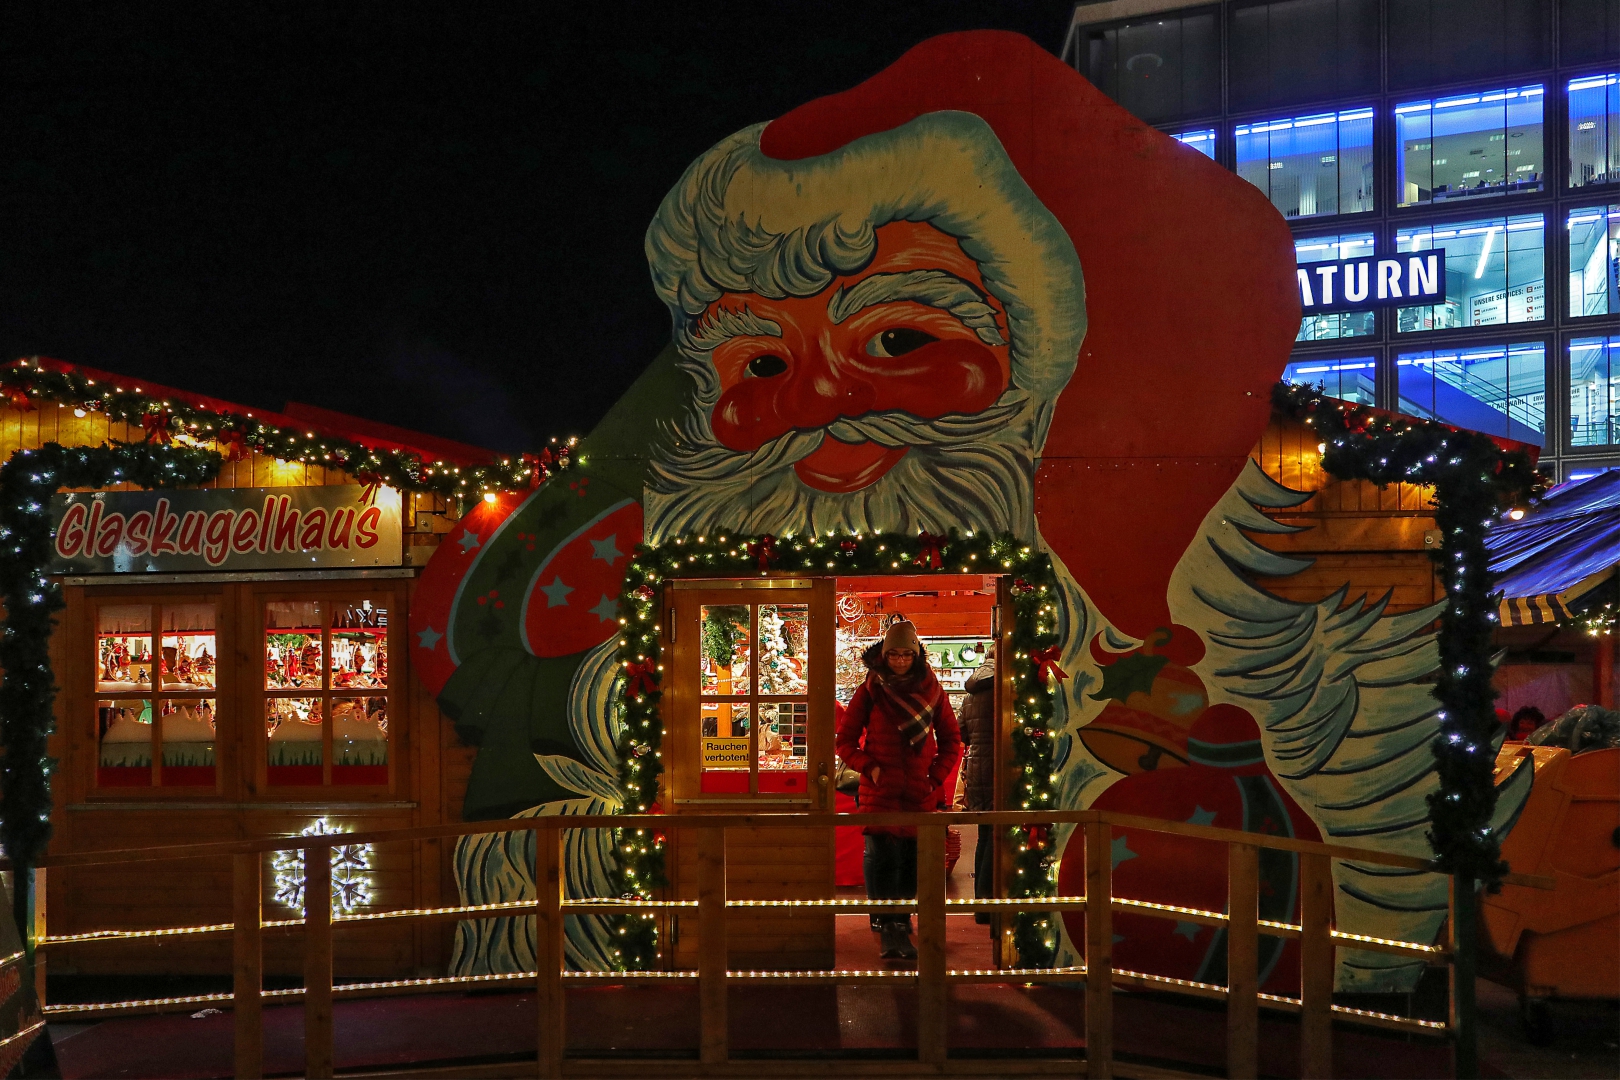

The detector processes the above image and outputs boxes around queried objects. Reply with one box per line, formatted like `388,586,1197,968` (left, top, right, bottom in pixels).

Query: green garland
606,529,1064,970
1273,382,1546,887
0,442,223,935
1,357,577,499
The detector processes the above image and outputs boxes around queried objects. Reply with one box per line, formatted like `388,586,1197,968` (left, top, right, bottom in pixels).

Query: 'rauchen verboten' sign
50,485,403,574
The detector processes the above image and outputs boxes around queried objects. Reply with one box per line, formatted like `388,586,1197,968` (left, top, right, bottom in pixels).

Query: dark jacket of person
836,644,963,837
957,662,995,811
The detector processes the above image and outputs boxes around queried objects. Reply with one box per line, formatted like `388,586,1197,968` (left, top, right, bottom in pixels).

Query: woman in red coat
835,620,963,960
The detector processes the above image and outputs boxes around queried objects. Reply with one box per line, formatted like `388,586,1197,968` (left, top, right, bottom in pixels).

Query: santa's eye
866,328,938,358
746,354,788,378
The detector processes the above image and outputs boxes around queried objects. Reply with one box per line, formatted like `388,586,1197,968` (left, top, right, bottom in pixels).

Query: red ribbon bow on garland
1026,824,1052,849
218,428,251,462
521,449,553,489
913,531,946,570
2,387,35,413
355,470,386,507
747,534,777,570
141,410,174,445
622,659,660,699
1030,645,1069,688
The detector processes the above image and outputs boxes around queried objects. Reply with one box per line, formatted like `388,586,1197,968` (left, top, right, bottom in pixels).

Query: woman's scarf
868,663,944,749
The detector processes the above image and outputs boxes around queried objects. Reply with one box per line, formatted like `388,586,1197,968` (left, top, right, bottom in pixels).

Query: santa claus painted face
643,114,1085,542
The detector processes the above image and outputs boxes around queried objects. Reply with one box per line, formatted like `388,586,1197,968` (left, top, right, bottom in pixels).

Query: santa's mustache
654,400,1027,484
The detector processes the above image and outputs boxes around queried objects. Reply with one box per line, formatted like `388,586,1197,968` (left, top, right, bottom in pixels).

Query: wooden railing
26,809,1553,1079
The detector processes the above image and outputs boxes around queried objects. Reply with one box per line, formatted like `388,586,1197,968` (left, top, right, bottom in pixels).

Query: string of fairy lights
606,528,1067,970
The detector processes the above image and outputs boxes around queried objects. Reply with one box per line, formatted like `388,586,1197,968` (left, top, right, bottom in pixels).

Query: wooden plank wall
3,399,471,978
1249,417,1443,614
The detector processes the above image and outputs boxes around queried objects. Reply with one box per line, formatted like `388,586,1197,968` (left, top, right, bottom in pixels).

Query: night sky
3,2,1069,454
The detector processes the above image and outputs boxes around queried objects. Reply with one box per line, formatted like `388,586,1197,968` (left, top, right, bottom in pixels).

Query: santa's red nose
710,338,1007,453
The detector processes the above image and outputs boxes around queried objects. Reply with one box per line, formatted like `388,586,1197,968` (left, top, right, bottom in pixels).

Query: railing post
697,825,727,1065
1450,874,1478,1080
304,842,334,1080
233,853,264,1080
1084,820,1113,1080
1226,844,1259,1080
536,823,565,1078
916,823,948,1064
1299,851,1334,1079
31,868,45,1010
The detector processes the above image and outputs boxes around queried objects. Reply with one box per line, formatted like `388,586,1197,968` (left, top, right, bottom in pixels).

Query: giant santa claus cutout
411,31,1531,990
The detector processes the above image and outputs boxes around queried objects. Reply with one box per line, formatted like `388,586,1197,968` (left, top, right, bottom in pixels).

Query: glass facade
1569,73,1619,189
1395,84,1545,206
1236,107,1375,218
1174,128,1218,159
1282,355,1377,402
1397,341,1547,445
1064,0,1620,477
1295,233,1376,340
1569,335,1620,447
1569,205,1619,318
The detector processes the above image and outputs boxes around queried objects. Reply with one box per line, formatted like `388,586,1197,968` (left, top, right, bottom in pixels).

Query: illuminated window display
1396,341,1546,445
1394,214,1544,333
1235,107,1374,219
1295,232,1375,341
265,599,390,787
698,602,809,794
1570,335,1620,448
1395,84,1544,207
1282,356,1376,404
1569,72,1618,189
1568,205,1619,318
95,601,218,788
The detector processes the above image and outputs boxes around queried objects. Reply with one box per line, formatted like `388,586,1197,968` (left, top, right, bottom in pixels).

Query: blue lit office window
1282,356,1376,404
1568,205,1620,318
1173,129,1217,159
1235,108,1374,219
1397,342,1546,446
1394,214,1545,333
1395,85,1544,207
1569,73,1619,189
1570,335,1620,448
1294,233,1375,341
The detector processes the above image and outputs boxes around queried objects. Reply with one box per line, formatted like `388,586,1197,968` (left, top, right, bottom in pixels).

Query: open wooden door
666,577,836,971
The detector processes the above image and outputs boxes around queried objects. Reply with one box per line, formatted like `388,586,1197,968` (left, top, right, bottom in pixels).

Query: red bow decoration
1027,824,1052,849
747,534,777,570
622,659,660,699
913,531,946,570
2,387,34,413
521,449,553,489
1011,578,1035,595
839,540,858,554
632,584,657,602
1030,645,1069,687
355,470,386,506
141,410,174,445
218,428,251,462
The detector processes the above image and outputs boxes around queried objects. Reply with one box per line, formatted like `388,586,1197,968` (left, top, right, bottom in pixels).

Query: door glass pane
98,698,152,787
332,606,387,690
757,701,809,794
266,601,323,689
162,603,217,692
267,697,323,785
757,605,809,695
700,703,751,794
160,698,216,786
332,696,388,785
699,605,750,695
97,604,152,694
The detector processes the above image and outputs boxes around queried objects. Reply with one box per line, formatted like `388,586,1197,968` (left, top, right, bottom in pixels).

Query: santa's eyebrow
680,305,782,354
826,270,1007,347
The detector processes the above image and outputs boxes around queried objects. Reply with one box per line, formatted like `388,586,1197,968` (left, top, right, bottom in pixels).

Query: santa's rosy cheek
866,338,1007,417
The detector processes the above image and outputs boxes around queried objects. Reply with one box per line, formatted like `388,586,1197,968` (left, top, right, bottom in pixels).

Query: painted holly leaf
1088,653,1170,704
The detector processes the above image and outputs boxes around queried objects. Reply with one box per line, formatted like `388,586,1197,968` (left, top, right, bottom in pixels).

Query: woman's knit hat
881,620,922,656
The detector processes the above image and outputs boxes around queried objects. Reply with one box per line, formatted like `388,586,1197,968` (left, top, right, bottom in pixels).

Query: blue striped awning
1487,472,1620,625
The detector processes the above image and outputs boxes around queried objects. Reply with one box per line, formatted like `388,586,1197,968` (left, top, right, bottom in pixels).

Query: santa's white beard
644,401,1040,543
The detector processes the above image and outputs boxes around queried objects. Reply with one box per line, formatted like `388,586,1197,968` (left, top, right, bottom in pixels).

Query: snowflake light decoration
272,818,373,915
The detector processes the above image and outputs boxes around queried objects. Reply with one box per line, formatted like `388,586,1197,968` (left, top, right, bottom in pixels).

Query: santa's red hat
761,32,1300,639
